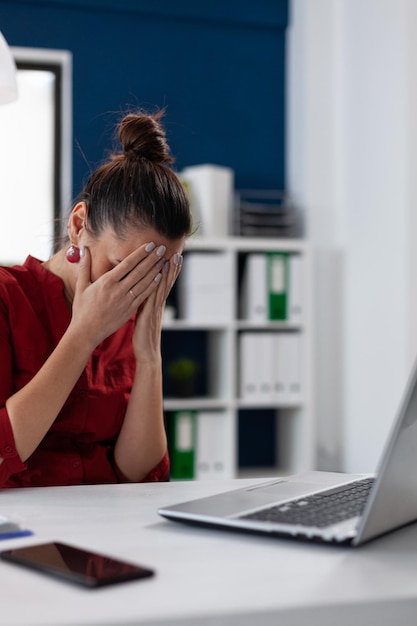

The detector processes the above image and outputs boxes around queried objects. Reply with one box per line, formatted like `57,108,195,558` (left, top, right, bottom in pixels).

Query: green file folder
168,410,196,480
267,252,288,320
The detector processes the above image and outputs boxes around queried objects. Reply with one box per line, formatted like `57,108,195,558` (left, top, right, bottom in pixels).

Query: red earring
65,244,80,263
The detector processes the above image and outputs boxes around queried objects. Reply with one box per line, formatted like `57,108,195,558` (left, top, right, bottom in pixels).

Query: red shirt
0,256,169,488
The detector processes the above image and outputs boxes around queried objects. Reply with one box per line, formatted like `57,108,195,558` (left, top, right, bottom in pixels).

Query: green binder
168,410,196,480
267,252,289,321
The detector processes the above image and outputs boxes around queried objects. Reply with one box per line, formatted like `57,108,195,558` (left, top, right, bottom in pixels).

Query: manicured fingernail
145,242,156,252
164,261,170,273
156,245,166,257
156,258,165,270
79,245,85,259
154,272,162,283
173,253,181,265
179,255,183,268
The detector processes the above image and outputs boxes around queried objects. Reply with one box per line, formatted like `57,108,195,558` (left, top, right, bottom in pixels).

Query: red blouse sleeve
0,406,26,486
0,280,26,487
111,449,170,483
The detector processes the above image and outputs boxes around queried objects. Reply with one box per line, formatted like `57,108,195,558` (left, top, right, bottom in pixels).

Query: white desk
0,479,416,626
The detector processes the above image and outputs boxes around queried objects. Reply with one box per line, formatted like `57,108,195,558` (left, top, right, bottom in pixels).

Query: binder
168,410,196,480
241,252,300,323
240,332,275,403
240,332,260,400
178,252,233,323
272,332,286,403
286,332,303,403
240,254,268,321
273,333,303,404
267,252,289,321
288,254,304,324
257,333,275,403
195,411,228,480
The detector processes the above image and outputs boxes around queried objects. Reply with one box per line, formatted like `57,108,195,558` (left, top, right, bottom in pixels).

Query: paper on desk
0,514,33,540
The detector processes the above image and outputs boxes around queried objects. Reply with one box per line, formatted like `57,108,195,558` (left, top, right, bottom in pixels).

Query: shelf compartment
162,329,232,402
165,409,234,481
237,407,310,478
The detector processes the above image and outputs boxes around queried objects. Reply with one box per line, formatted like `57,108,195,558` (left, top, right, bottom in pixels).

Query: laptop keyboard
239,477,375,528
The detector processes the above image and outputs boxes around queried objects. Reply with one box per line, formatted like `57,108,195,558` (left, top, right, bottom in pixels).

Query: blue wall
0,0,288,197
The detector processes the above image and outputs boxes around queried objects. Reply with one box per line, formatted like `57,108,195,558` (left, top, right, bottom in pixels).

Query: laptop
158,357,417,546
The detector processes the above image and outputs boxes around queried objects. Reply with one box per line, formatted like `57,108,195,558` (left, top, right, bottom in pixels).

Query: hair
72,109,191,241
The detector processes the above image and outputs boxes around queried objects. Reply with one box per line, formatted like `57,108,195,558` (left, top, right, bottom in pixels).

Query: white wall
287,0,417,473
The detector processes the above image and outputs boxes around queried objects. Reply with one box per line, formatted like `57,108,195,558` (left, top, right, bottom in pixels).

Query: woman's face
80,226,185,283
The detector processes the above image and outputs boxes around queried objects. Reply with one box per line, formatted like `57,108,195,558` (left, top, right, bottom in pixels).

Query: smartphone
0,541,155,588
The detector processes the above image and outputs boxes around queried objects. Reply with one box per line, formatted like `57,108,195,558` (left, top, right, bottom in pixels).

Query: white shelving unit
162,236,314,479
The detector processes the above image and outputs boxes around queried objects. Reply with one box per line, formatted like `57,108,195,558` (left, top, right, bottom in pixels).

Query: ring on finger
129,288,136,299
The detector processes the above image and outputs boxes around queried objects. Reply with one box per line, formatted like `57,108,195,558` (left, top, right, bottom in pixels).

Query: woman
0,109,191,487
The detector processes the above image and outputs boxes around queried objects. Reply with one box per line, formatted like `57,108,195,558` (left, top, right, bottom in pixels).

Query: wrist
135,353,162,370
65,320,99,355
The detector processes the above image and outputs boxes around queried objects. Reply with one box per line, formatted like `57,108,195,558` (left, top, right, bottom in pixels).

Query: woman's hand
132,251,183,361
69,243,168,349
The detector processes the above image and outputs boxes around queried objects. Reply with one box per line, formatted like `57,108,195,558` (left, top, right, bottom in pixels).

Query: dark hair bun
118,110,174,163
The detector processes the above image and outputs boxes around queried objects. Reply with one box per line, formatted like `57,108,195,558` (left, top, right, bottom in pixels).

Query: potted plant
167,357,200,398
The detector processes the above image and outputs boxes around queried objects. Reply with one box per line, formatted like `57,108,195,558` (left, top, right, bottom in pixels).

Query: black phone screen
0,541,155,588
